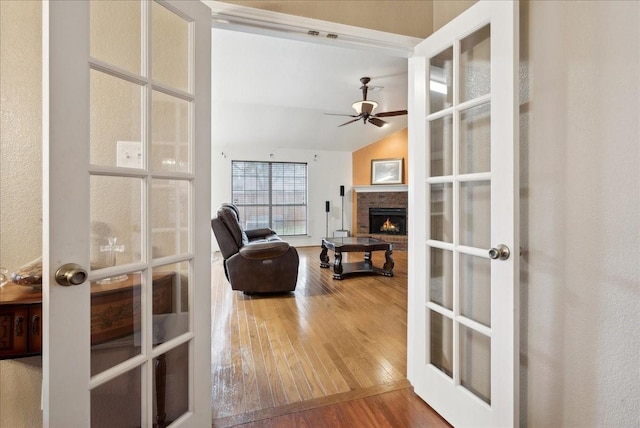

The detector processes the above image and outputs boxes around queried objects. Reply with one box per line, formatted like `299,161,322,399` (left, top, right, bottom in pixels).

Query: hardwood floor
211,246,449,427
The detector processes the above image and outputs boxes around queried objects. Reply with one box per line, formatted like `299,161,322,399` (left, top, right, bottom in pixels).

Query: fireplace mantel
352,185,408,193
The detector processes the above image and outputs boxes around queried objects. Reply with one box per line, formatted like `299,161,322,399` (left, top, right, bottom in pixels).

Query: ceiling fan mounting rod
360,76,370,101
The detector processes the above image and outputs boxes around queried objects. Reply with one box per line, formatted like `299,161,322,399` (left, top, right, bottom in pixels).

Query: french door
43,1,211,426
407,1,519,426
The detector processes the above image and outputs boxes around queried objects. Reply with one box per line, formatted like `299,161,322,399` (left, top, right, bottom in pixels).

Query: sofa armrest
245,228,277,240
239,241,290,259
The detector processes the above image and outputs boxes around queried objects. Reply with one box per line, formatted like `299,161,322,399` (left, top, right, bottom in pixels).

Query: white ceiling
211,28,410,152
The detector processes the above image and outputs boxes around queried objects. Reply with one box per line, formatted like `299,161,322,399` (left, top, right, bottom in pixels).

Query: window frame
231,160,308,236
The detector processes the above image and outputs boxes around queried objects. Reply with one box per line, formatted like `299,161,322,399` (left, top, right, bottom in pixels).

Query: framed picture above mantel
371,158,403,185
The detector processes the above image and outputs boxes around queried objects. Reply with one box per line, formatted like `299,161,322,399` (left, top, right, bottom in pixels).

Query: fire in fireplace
369,208,407,235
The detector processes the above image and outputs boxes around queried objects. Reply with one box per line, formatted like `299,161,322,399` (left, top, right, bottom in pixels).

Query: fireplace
369,208,407,235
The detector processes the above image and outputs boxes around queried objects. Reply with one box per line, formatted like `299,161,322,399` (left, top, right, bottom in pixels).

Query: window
231,161,307,236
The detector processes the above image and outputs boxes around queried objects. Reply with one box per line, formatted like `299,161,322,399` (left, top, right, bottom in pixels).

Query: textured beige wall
0,1,44,426
220,0,434,38
0,1,43,275
433,0,475,31
520,1,639,426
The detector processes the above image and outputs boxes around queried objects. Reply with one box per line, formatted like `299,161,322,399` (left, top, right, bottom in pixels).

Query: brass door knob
55,263,87,286
489,244,511,260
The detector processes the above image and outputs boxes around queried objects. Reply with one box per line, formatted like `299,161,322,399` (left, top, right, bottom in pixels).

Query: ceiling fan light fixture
352,100,378,115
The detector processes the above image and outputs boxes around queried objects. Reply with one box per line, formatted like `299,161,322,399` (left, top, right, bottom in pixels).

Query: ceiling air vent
308,30,319,36
327,33,338,39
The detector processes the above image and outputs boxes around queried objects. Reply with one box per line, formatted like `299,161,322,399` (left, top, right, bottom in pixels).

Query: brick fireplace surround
355,191,408,251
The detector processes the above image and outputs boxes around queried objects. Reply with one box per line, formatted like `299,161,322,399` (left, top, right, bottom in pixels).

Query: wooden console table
320,237,394,280
0,272,174,359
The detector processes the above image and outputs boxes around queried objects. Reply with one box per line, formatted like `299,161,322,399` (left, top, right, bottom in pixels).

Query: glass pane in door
429,248,453,309
460,103,491,174
429,47,453,112
430,310,453,377
459,325,491,404
90,176,142,269
430,115,453,177
91,366,142,427
151,91,189,173
459,253,491,327
152,1,189,92
90,70,143,168
90,271,143,376
459,181,490,249
460,25,491,102
430,183,453,242
151,179,189,258
90,0,141,75
153,342,189,424
152,261,189,344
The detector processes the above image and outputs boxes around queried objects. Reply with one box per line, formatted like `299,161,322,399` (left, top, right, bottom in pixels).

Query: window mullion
268,163,273,229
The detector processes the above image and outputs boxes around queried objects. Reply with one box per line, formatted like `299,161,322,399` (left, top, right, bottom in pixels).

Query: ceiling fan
326,77,408,128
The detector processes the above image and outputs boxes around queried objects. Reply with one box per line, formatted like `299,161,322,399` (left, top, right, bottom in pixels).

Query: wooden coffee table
320,237,394,280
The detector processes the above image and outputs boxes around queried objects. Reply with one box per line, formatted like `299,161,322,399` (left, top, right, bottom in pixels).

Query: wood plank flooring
211,246,449,427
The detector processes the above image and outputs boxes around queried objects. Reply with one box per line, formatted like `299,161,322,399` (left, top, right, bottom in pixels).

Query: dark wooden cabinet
0,283,42,360
0,305,29,358
28,305,42,354
0,272,174,359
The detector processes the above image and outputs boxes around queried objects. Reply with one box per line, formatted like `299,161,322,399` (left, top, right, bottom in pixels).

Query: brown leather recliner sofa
211,204,299,293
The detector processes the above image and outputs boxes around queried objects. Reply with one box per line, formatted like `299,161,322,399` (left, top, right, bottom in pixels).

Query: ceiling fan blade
373,110,408,118
325,113,359,117
368,117,387,127
338,118,361,127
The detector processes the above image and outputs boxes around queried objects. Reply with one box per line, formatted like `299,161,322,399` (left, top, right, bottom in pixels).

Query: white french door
43,1,211,426
407,1,519,426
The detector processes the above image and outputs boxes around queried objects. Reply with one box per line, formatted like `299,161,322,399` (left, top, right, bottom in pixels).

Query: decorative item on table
0,267,8,287
97,236,128,284
10,257,43,289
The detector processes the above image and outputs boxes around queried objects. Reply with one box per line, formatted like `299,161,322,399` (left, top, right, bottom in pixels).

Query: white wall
211,146,352,250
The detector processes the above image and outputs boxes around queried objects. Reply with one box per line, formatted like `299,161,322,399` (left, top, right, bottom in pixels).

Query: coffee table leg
333,250,343,279
320,243,330,268
364,251,372,266
383,248,394,276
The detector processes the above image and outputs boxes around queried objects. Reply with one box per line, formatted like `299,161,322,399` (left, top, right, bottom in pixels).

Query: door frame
205,1,421,58
195,1,518,425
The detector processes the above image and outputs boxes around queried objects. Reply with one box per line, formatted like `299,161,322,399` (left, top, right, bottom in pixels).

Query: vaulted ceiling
211,28,411,152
